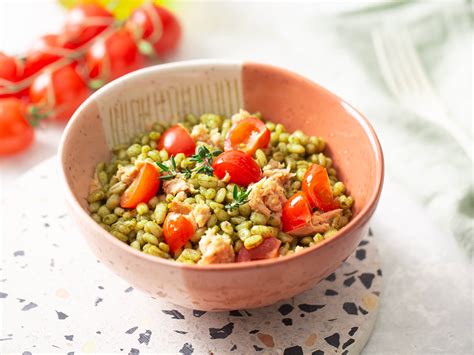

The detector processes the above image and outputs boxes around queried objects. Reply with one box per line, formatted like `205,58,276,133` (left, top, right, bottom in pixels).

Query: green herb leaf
156,161,169,172
225,186,252,209
189,145,221,177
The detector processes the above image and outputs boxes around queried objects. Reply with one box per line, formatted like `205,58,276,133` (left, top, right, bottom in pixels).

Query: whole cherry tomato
23,34,71,78
62,4,114,49
163,212,196,254
29,63,90,121
0,52,24,99
126,4,181,57
120,162,160,209
281,191,313,233
236,237,281,262
302,164,339,212
0,98,34,156
224,117,270,156
157,125,196,156
212,150,262,186
86,29,144,83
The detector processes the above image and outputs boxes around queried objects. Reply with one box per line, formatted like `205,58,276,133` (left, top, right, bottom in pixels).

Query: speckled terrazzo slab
0,158,382,355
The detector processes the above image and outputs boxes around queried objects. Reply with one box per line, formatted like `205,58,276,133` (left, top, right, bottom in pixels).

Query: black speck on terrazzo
278,304,293,316
356,249,366,261
298,304,325,313
324,333,340,348
359,273,375,289
22,352,32,355
283,345,304,355
124,287,133,293
358,306,368,315
343,276,356,287
95,297,103,306
253,345,264,351
13,250,25,257
209,322,234,339
56,311,68,319
312,351,324,355
174,330,187,334
249,329,259,334
348,327,358,336
162,310,185,320
343,302,358,315
179,342,194,354
229,310,243,317
192,310,206,317
343,338,355,349
138,330,152,345
282,318,292,326
325,273,336,281
128,348,139,355
0,292,7,298
325,289,338,296
230,344,237,351
126,327,138,334
21,302,37,311
64,335,74,341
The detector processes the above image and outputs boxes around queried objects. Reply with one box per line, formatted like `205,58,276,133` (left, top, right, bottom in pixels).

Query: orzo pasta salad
87,110,354,264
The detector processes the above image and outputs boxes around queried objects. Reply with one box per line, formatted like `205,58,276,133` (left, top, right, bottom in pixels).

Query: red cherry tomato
212,150,262,186
29,63,90,121
236,237,281,262
126,4,181,57
24,34,69,78
120,162,160,209
163,212,196,253
62,4,114,49
302,164,339,212
0,98,34,156
157,125,196,156
224,117,270,156
86,29,144,83
281,192,313,233
0,53,24,99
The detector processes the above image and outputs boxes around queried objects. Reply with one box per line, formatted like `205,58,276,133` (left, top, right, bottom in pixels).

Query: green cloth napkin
335,1,473,257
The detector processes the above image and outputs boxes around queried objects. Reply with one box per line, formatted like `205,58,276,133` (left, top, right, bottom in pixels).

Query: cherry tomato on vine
163,212,196,254
0,98,34,156
86,29,144,83
126,4,181,57
62,4,114,49
212,150,262,186
302,164,339,212
281,191,313,233
29,63,90,121
0,52,24,99
157,125,195,157
120,162,161,209
224,117,270,156
23,34,71,78
236,237,281,262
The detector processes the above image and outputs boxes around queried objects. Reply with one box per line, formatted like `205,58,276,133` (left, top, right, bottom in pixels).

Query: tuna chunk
231,109,253,124
198,230,235,264
163,177,192,195
192,204,211,228
115,164,138,185
248,176,287,217
288,209,342,237
262,160,293,185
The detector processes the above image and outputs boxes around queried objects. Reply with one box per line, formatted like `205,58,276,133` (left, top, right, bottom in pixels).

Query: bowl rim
59,59,384,271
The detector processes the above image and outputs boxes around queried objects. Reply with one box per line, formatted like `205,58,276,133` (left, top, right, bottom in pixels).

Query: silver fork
371,27,472,160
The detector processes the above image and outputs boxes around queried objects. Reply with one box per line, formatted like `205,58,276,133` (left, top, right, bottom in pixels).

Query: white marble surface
0,1,472,354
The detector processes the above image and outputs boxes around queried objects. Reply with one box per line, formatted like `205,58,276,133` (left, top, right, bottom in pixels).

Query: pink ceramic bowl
59,60,384,311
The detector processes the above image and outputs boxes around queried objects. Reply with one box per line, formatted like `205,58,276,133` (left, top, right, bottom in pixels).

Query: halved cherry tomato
126,4,181,57
24,34,69,78
281,191,313,233
224,117,270,156
0,53,24,99
237,237,281,262
302,164,339,212
120,162,160,209
0,98,34,156
163,212,196,253
86,29,144,83
157,125,195,156
62,4,114,49
29,63,90,121
212,150,262,186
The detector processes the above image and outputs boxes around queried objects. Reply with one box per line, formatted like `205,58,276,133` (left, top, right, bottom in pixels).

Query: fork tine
371,29,403,99
398,28,436,96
